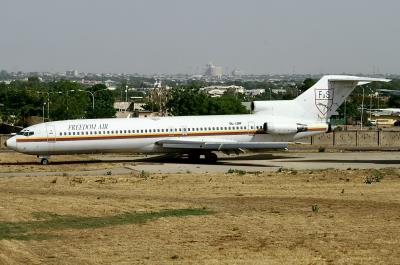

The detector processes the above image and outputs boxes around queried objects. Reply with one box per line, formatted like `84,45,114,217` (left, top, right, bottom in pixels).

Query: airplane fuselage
6,113,323,155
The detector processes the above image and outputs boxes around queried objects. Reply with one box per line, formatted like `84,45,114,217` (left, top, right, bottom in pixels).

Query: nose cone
6,137,17,151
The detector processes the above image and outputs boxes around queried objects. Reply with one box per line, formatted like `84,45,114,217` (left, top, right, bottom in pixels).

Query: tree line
1,76,399,127
0,78,115,126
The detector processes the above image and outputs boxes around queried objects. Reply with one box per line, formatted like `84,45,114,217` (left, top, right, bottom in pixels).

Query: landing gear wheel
41,158,49,165
188,153,201,161
205,153,218,163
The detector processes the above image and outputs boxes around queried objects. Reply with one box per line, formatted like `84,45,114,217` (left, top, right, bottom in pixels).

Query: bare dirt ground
0,152,400,264
0,151,130,173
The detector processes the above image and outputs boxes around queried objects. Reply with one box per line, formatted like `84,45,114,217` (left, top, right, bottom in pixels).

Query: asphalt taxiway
1,151,399,177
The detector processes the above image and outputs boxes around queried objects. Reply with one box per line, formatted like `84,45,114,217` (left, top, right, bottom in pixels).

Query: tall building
65,70,78,77
205,63,223,79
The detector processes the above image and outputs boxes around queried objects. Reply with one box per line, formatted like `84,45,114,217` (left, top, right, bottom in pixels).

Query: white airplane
5,75,390,165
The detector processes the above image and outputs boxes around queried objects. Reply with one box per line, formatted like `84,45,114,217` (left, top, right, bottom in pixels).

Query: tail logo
314,88,334,116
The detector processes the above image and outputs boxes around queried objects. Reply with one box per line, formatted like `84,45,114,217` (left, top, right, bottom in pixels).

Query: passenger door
46,124,56,152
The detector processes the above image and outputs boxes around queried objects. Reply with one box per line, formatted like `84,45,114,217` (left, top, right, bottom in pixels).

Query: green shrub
227,168,246,175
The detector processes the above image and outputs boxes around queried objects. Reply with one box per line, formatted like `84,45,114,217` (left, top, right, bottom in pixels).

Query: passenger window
124,130,127,133
161,129,164,132
141,130,143,133
120,130,123,133
68,132,71,135
73,132,76,135
59,133,62,136
187,128,190,132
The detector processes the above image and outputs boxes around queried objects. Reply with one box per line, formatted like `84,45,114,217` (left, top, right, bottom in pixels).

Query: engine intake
263,122,308,134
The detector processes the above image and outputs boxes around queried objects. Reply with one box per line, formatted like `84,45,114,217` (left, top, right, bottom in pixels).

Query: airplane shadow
281,159,400,165
132,154,278,168
0,153,292,168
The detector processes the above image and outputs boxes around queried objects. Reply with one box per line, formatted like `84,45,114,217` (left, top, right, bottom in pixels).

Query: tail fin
294,75,390,122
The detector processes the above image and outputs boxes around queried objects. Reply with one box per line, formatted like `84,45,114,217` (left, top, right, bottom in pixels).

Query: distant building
66,70,78,77
271,88,287,94
113,102,159,118
245,89,265,97
79,79,101,86
104,79,116,88
205,63,223,79
200,85,244,97
231,69,243,77
367,108,400,126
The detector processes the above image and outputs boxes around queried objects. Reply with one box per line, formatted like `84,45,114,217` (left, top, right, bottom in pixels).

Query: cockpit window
18,131,34,136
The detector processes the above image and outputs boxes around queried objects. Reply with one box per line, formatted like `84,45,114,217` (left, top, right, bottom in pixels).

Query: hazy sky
1,0,399,74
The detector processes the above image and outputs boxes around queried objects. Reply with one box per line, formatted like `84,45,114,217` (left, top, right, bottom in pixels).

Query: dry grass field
0,152,399,264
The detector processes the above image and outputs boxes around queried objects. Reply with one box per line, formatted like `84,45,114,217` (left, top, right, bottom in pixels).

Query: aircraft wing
156,139,288,151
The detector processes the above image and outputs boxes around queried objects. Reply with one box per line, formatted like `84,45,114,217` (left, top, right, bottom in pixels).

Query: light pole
375,91,380,128
79,90,95,109
369,91,373,123
360,87,365,130
42,102,46,122
37,91,50,121
344,99,347,131
66,90,74,118
79,87,115,109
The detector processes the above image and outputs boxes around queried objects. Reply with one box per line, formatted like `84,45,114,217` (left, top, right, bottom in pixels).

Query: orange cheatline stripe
16,130,259,143
16,127,328,143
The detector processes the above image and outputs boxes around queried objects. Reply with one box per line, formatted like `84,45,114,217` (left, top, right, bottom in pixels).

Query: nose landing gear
37,156,50,165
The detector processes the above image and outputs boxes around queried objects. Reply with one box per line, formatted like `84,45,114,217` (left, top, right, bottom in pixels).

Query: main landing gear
187,152,218,163
204,153,218,163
